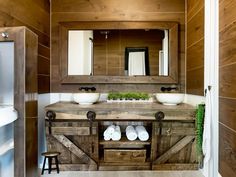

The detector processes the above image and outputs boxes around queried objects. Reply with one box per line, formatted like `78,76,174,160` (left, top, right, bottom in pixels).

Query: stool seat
41,151,60,175
42,151,60,157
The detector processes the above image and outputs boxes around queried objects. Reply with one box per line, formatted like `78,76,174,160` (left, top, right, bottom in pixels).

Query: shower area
0,37,16,177
0,27,38,177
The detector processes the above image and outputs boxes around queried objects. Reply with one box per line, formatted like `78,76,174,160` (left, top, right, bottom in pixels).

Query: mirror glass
68,29,169,76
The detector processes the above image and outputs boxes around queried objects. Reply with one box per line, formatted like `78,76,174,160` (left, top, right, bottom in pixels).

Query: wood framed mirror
59,21,178,84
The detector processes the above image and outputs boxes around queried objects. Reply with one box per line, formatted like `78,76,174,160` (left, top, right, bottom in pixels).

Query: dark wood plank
219,22,236,67
219,97,236,131
220,63,236,98
219,0,236,32
51,127,90,135
38,44,50,58
59,164,97,171
52,0,185,13
0,0,50,34
0,11,50,47
25,28,38,93
187,67,204,96
187,0,204,22
38,75,50,93
38,55,50,75
99,164,150,171
187,8,204,48
104,149,146,163
219,123,236,177
26,118,38,177
26,101,38,118
152,163,198,170
187,39,204,70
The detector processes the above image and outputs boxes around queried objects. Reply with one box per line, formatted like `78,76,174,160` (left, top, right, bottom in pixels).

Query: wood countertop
45,101,196,121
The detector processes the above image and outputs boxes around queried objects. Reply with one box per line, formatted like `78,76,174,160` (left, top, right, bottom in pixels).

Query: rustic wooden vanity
45,101,198,171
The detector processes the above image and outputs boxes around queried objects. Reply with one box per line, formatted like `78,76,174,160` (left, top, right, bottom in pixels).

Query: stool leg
55,156,60,173
41,157,46,175
48,157,52,174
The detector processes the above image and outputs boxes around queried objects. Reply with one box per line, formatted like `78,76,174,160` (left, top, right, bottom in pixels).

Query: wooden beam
153,135,195,164
152,163,198,170
53,135,97,167
51,127,90,135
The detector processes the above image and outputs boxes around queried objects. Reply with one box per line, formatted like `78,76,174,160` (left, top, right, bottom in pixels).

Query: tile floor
41,171,204,177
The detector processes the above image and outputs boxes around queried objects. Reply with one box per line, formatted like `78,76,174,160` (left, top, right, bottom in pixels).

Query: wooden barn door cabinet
45,115,198,171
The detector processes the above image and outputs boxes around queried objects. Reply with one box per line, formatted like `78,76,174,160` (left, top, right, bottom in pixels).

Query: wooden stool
41,151,60,175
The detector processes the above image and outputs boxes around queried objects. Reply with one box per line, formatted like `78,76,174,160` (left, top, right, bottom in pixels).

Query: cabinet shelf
99,136,151,146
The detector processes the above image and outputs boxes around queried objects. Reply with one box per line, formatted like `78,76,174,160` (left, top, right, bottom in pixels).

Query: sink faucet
161,86,178,92
79,87,96,92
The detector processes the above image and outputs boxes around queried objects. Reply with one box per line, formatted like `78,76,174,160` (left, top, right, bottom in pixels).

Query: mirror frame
59,21,178,84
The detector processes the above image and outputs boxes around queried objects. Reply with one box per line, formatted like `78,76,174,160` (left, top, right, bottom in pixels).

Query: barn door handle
46,111,56,134
155,111,165,135
87,111,96,134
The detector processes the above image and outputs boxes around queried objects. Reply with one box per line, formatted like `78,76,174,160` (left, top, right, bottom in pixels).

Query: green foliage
107,92,150,100
196,104,205,156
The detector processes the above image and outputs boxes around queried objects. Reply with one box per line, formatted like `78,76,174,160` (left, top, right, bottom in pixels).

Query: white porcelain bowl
155,93,185,105
73,93,100,105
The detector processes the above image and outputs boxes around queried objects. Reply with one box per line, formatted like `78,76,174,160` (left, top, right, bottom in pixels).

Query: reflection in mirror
124,47,149,76
67,29,170,76
159,30,169,76
68,30,93,75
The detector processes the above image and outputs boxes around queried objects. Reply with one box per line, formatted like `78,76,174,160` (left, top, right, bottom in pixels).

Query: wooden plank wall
186,0,204,95
219,0,236,176
0,0,50,93
51,0,185,93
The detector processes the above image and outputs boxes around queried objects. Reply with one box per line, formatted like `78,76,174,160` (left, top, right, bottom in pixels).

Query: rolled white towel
104,133,111,141
105,124,116,135
126,125,137,141
135,125,149,141
111,126,121,141
103,129,111,137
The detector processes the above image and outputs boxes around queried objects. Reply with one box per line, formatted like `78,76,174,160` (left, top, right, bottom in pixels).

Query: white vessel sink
155,93,185,105
0,106,18,127
73,93,100,105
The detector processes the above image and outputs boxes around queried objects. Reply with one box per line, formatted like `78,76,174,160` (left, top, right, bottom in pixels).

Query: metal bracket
46,111,56,134
155,111,165,135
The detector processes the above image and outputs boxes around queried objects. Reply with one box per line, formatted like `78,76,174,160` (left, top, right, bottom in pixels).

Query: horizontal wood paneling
0,0,50,93
187,8,204,47
38,56,50,75
186,67,204,95
52,0,185,13
186,0,204,96
219,1,236,176
219,97,236,131
187,0,204,21
187,38,204,70
219,123,236,177
219,0,236,32
38,44,50,58
219,23,236,67
51,0,185,92
220,63,236,98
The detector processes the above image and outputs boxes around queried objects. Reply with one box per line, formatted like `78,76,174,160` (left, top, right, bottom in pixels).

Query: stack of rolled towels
103,124,149,141
103,124,121,141
126,125,149,141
